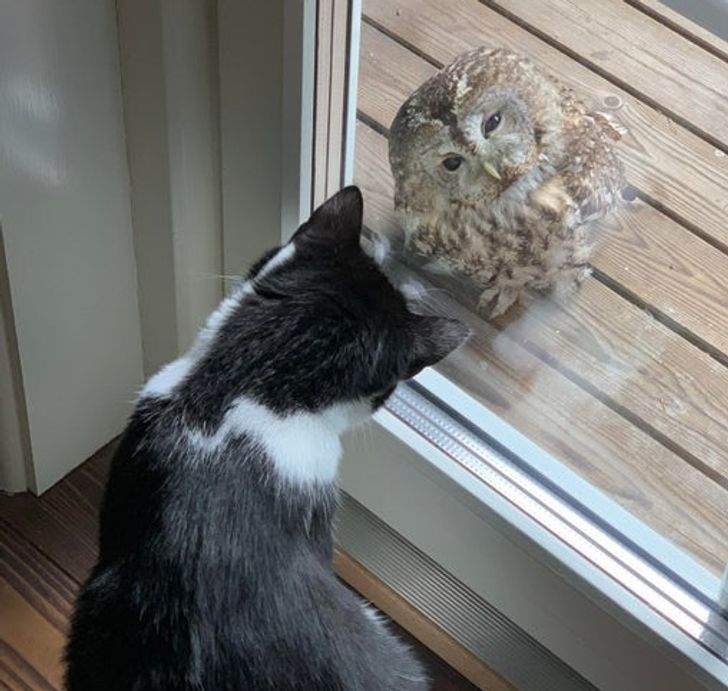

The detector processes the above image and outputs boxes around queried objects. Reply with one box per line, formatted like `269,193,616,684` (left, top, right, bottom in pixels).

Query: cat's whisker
193,272,245,282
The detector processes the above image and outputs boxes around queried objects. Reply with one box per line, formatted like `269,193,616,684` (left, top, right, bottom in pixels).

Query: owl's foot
550,264,591,301
422,256,457,276
478,286,522,318
575,264,592,284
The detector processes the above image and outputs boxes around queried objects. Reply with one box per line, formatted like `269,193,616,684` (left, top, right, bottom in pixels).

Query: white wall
117,0,223,376
0,0,144,492
218,0,285,276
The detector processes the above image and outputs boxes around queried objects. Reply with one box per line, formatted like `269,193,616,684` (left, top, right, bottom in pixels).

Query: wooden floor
0,444,477,691
355,0,728,575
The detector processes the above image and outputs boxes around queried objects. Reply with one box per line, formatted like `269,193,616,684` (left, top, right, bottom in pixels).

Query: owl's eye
442,155,464,172
482,112,502,136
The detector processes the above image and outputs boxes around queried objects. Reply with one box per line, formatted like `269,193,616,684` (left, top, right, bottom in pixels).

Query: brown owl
388,47,629,317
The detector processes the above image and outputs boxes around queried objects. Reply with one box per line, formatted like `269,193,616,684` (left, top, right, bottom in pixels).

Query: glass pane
352,0,728,635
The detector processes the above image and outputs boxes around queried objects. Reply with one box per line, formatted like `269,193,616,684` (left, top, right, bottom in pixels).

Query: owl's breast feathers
556,85,628,225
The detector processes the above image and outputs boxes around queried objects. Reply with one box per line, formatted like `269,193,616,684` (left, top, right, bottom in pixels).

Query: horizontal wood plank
0,523,76,630
0,626,60,691
623,0,728,62
499,277,728,482
0,442,114,586
355,119,728,573
0,495,94,585
363,0,728,254
591,201,728,363
357,21,728,362
0,523,76,690
487,0,728,147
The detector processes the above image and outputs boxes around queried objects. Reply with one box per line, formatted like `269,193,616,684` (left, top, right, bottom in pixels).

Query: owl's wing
556,84,630,225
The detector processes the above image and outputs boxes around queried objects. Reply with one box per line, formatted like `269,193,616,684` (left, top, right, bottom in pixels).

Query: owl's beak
481,160,502,180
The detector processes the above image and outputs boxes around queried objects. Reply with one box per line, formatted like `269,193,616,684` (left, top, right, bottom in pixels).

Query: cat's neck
139,381,370,488
185,395,370,486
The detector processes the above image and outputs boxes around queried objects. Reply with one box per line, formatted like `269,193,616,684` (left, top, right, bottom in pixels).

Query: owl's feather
556,83,628,224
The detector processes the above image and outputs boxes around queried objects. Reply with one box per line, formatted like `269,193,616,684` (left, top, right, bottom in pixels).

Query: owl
388,47,629,317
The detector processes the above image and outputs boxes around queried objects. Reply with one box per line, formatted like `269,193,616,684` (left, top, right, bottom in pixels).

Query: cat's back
64,413,344,691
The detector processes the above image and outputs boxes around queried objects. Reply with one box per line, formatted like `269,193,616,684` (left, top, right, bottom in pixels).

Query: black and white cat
65,186,469,691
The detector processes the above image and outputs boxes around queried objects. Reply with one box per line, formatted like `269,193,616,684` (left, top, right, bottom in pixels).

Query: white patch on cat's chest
188,397,371,486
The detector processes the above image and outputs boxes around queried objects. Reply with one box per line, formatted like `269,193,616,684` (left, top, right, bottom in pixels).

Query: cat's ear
407,316,471,378
293,186,363,251
315,185,363,230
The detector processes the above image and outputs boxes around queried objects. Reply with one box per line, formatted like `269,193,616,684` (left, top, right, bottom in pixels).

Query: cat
65,186,470,691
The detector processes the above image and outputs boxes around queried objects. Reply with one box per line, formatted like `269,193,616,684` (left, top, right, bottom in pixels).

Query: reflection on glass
354,0,728,606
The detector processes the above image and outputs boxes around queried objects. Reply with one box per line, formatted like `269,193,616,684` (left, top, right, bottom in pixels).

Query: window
356,0,728,578
221,1,728,687
348,0,728,685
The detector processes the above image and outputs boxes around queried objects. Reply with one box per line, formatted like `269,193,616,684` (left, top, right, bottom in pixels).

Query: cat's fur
65,187,469,691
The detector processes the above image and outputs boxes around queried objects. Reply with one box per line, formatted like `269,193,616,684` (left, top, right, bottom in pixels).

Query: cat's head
224,186,469,416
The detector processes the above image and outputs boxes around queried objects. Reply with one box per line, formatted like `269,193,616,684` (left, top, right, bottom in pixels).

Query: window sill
340,369,728,690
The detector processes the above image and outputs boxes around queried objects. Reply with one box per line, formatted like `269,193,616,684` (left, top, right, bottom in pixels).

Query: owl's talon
491,290,520,318
422,257,455,275
578,265,592,282
477,288,498,313
477,287,521,318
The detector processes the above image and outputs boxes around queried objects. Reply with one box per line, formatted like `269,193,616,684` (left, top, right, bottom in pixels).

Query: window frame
217,2,728,688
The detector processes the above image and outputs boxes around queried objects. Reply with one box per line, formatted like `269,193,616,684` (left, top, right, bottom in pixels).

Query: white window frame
218,2,728,688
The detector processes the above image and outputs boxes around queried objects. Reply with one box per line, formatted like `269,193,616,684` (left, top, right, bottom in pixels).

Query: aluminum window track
383,372,728,672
